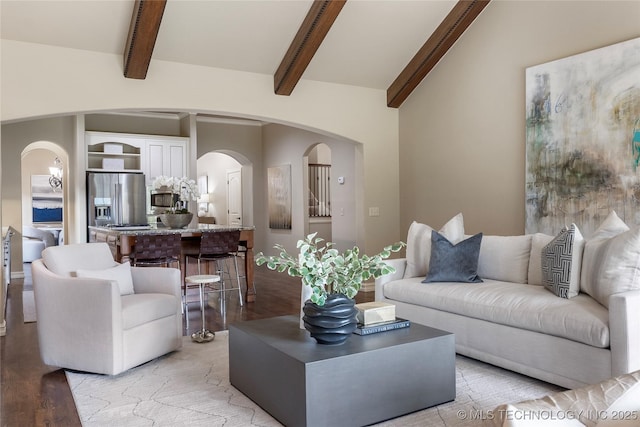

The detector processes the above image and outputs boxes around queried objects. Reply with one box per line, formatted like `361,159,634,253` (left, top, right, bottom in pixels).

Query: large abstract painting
268,165,292,230
525,37,640,237
31,175,63,223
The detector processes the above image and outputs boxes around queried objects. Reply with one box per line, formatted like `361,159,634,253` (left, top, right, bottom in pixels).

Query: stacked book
353,302,410,335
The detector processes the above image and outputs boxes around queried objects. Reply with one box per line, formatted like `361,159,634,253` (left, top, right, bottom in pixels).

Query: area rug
66,331,563,426
22,290,37,323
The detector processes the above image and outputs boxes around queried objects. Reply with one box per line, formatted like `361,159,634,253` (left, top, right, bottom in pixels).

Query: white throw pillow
588,210,630,239
581,211,630,300
76,262,135,296
404,213,465,278
580,225,640,308
541,224,584,298
527,233,555,286
477,235,532,284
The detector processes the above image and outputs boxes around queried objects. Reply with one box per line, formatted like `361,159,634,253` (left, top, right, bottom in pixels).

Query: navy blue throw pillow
422,231,483,283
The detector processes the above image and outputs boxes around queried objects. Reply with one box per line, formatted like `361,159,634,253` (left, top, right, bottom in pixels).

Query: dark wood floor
1,262,373,426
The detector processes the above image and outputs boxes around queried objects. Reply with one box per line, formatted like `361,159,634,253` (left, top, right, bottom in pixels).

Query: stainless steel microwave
150,192,178,208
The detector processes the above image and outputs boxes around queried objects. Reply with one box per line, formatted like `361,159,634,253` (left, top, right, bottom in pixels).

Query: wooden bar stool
185,230,243,310
185,274,220,343
131,233,181,268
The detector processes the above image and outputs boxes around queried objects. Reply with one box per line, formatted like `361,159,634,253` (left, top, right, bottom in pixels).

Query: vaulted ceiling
1,0,491,108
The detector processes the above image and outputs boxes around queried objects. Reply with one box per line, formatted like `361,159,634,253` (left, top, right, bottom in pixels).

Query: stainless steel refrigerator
86,172,148,231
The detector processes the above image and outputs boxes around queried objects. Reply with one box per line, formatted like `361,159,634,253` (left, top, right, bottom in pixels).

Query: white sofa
375,212,640,389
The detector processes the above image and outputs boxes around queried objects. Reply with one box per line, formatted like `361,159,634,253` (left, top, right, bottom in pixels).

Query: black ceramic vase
302,294,358,345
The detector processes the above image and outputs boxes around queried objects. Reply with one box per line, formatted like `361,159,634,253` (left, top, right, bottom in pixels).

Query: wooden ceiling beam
386,0,491,108
123,0,167,79
274,0,347,96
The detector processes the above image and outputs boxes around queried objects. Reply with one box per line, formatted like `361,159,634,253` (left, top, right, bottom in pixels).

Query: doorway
197,151,252,226
304,143,332,243
20,142,67,268
227,170,242,226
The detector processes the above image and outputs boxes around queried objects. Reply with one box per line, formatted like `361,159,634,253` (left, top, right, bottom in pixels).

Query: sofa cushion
580,225,640,308
542,224,584,298
478,235,532,284
404,213,465,278
423,231,483,283
528,233,555,286
76,262,135,295
121,293,177,330
581,211,634,307
382,278,609,348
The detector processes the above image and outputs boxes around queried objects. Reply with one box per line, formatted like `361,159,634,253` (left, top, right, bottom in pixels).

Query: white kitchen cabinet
144,139,188,183
85,131,143,172
85,131,189,183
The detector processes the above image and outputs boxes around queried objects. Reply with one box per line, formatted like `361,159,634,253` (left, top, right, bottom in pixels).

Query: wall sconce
49,157,63,191
198,193,211,212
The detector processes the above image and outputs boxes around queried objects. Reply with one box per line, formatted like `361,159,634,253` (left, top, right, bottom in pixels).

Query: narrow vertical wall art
525,37,640,236
268,165,292,229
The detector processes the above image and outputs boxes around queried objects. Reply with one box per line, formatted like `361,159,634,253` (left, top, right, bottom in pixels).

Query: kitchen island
88,224,256,303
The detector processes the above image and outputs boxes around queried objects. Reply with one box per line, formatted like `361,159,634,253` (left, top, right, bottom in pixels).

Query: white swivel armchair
31,242,183,375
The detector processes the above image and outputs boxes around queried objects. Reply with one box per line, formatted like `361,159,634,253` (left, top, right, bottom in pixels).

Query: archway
304,143,332,242
20,142,68,264
197,150,253,227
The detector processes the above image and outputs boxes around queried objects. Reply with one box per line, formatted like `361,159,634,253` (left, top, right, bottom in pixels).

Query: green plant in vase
256,233,405,344
256,233,405,305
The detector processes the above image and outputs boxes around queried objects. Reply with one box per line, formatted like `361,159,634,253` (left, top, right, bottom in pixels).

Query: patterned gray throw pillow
422,231,483,283
541,223,584,298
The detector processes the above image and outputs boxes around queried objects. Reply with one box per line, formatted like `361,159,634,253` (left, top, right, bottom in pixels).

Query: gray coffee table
229,315,455,427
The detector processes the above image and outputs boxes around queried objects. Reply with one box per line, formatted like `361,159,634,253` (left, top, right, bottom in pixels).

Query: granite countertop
89,224,254,235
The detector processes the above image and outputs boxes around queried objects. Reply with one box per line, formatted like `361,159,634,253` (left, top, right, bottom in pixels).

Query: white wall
399,1,640,237
262,124,357,255
1,118,77,334
309,144,331,164
3,3,636,246
2,118,76,250
85,113,183,136
1,40,400,255
195,118,264,246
